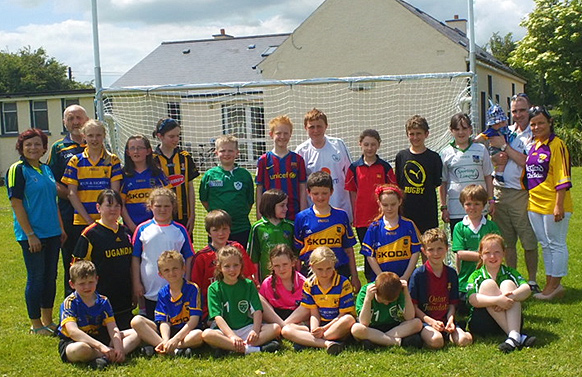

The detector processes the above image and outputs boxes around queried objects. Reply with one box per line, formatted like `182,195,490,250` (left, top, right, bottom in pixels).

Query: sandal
29,326,54,336
47,322,59,332
498,337,520,353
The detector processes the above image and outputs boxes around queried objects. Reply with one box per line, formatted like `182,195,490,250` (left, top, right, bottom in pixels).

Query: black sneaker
326,341,344,356
498,337,520,353
260,340,281,353
140,345,155,357
213,347,230,358
90,356,109,370
401,334,423,349
293,342,305,352
361,339,377,350
528,282,541,294
520,334,537,349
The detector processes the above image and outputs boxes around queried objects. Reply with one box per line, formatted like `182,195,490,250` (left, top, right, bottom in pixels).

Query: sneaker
260,340,281,353
498,337,520,353
213,347,230,358
361,340,377,351
90,356,109,370
140,345,155,357
181,348,194,358
401,334,423,349
528,282,541,294
326,341,344,356
293,342,305,352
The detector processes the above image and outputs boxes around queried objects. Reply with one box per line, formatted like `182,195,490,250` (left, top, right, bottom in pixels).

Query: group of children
54,107,537,368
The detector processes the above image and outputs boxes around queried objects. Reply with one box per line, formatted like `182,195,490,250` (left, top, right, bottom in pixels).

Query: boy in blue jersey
131,250,203,357
57,260,140,369
294,171,360,293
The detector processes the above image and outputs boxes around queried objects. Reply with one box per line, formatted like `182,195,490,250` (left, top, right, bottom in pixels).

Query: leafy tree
510,0,582,126
0,47,92,93
486,32,516,64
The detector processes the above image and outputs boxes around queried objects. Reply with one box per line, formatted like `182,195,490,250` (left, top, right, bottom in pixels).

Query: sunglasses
511,93,530,101
528,105,551,120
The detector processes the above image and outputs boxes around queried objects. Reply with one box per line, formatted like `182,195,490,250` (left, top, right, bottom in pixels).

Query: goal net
102,72,472,248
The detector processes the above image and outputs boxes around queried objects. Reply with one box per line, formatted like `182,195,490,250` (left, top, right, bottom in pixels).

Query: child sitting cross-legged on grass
57,260,140,369
281,246,356,355
131,250,204,357
351,271,423,350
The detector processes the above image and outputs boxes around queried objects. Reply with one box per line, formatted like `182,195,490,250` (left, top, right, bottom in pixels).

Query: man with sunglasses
488,93,540,293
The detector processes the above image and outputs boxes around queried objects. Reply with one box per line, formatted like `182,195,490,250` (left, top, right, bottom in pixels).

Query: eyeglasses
157,118,179,134
528,105,552,120
511,93,530,102
127,146,148,152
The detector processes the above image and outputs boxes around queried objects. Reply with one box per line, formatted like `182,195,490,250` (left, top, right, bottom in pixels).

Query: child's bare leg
499,280,521,334
323,315,355,340
248,323,281,346
281,323,328,348
180,329,204,348
65,342,101,363
385,318,422,339
260,295,285,327
283,306,310,325
351,323,398,346
202,329,241,352
119,329,141,354
420,326,445,349
450,327,473,347
479,280,510,331
131,315,163,347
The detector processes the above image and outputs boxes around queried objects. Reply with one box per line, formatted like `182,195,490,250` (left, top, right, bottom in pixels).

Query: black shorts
58,328,110,363
274,308,294,320
370,322,399,333
468,308,523,337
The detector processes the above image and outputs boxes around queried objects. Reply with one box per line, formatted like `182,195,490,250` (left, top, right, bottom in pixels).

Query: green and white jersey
466,264,527,300
356,283,406,327
248,217,294,281
207,278,262,330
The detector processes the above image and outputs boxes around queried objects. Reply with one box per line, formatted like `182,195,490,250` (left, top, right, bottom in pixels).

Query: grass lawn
0,169,581,377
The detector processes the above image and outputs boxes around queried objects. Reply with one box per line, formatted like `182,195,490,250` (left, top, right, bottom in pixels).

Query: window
1,102,18,134
62,98,80,133
167,102,181,122
221,104,266,163
487,75,493,99
31,100,48,131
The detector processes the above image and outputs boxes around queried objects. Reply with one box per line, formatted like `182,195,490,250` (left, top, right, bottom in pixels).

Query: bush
555,127,582,167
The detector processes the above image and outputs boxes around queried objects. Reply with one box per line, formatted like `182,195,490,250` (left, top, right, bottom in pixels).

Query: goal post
101,72,472,248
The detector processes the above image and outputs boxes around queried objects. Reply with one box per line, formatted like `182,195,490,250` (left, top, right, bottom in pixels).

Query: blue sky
0,0,534,87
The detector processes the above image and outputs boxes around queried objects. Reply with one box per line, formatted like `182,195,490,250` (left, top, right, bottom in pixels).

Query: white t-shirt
132,220,194,301
440,141,494,219
295,136,353,221
494,123,533,190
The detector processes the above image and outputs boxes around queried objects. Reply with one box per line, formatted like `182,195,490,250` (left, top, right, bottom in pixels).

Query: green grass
1,170,581,376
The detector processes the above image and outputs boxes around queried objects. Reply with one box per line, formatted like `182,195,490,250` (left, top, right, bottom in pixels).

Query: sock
245,345,260,354
508,330,521,343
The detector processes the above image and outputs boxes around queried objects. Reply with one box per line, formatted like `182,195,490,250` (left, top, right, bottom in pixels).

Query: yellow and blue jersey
294,206,356,267
154,280,202,330
62,148,123,225
301,272,355,323
58,291,115,338
361,216,421,280
121,168,170,226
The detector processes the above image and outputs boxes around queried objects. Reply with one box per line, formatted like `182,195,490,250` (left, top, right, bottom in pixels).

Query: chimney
212,28,234,40
445,14,467,34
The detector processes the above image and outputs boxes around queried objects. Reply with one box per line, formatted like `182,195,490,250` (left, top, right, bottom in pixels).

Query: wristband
440,205,448,211
26,231,35,237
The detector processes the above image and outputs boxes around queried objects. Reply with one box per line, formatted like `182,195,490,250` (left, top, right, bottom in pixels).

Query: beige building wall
0,94,94,176
258,0,468,79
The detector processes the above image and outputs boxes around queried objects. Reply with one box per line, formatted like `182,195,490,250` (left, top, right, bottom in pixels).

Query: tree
510,0,582,125
486,32,516,65
0,47,92,93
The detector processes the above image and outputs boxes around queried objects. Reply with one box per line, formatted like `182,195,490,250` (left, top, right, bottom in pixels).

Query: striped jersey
58,291,115,338
301,272,355,323
154,280,202,330
153,147,199,221
121,168,170,226
255,151,307,220
61,148,123,225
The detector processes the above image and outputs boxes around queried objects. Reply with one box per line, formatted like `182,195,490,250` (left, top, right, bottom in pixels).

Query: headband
375,185,403,198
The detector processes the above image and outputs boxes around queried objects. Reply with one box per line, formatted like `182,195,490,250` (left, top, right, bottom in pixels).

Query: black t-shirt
395,148,443,233
74,221,133,313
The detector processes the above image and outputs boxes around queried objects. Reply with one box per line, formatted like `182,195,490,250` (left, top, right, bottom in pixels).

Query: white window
1,102,18,134
221,104,266,163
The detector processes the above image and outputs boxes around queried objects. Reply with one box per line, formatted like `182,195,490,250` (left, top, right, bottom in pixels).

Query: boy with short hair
409,228,473,349
351,271,422,349
57,260,140,369
200,135,254,247
295,108,353,222
452,184,500,304
474,104,510,183
131,250,203,357
294,171,360,292
395,115,443,237
256,115,307,220
190,210,257,323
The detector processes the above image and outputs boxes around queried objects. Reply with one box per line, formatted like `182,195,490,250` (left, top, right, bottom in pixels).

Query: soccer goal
102,72,472,169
